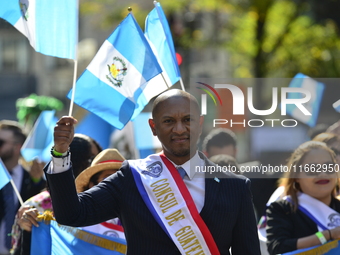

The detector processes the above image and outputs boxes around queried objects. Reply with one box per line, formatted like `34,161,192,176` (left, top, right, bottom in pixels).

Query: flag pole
160,73,170,89
10,179,24,206
179,78,185,91
68,59,78,116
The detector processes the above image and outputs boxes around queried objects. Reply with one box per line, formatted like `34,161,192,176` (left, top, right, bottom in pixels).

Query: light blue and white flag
286,73,325,127
145,1,181,87
0,160,11,190
31,219,126,255
67,13,162,130
21,110,57,162
0,0,78,59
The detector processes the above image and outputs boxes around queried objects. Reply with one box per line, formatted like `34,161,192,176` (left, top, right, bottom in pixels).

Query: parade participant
202,128,237,158
11,134,101,255
266,141,340,255
44,89,260,254
0,120,46,255
75,148,126,240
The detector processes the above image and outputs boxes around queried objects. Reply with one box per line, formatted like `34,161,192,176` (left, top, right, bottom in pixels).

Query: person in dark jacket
266,141,340,255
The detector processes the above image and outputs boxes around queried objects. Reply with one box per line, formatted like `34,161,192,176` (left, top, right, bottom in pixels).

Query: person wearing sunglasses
265,141,340,255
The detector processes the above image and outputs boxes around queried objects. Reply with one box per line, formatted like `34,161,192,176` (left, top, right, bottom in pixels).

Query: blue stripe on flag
69,70,136,130
0,0,22,25
132,112,161,150
0,161,11,190
75,112,116,149
107,14,161,81
35,0,78,59
145,2,181,85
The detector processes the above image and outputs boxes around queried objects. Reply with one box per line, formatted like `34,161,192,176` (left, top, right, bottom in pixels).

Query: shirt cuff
47,153,71,174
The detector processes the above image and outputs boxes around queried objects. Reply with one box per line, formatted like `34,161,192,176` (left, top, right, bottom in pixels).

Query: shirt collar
166,151,204,180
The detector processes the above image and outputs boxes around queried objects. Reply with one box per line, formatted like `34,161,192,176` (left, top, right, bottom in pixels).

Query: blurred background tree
79,0,340,107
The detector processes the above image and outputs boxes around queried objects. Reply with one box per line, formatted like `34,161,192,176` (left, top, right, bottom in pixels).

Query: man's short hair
202,128,237,153
0,120,27,144
209,154,239,170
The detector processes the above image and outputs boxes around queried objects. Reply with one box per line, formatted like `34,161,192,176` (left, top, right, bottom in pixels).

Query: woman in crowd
75,148,126,239
266,141,340,254
11,134,101,255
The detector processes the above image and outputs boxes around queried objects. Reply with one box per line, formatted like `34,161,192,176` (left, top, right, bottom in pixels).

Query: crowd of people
1,88,340,254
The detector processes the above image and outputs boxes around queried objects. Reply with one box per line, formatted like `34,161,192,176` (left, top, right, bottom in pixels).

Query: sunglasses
300,162,338,176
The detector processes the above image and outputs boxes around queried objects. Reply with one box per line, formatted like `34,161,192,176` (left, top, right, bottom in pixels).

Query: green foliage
79,0,340,78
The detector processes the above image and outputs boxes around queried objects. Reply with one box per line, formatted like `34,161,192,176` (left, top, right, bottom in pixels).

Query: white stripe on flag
86,40,146,98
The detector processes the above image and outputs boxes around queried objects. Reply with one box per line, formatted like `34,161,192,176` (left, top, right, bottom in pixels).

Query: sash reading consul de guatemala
129,153,220,254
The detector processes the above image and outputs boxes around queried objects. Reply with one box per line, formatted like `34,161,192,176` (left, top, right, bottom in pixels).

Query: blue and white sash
284,193,340,231
129,153,220,255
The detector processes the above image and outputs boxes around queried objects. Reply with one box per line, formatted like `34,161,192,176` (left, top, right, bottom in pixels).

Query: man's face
0,130,17,162
149,97,203,164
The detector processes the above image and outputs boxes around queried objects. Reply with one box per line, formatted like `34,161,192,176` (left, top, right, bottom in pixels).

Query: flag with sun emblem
67,13,163,129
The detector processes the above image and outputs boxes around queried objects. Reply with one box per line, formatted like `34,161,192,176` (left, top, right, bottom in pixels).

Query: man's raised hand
53,116,78,153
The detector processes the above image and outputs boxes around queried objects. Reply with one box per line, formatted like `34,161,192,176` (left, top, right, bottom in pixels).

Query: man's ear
148,119,157,136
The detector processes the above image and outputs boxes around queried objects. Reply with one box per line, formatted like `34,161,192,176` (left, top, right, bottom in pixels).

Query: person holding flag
0,120,46,255
43,89,260,254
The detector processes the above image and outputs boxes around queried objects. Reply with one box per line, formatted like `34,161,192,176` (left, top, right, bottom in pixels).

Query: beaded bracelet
50,146,69,158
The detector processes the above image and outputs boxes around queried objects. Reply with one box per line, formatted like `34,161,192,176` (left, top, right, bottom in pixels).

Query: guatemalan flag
68,13,163,130
286,73,325,127
145,1,181,87
0,0,78,59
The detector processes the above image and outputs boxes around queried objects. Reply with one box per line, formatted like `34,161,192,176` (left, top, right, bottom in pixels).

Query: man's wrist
51,147,69,158
31,176,42,183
